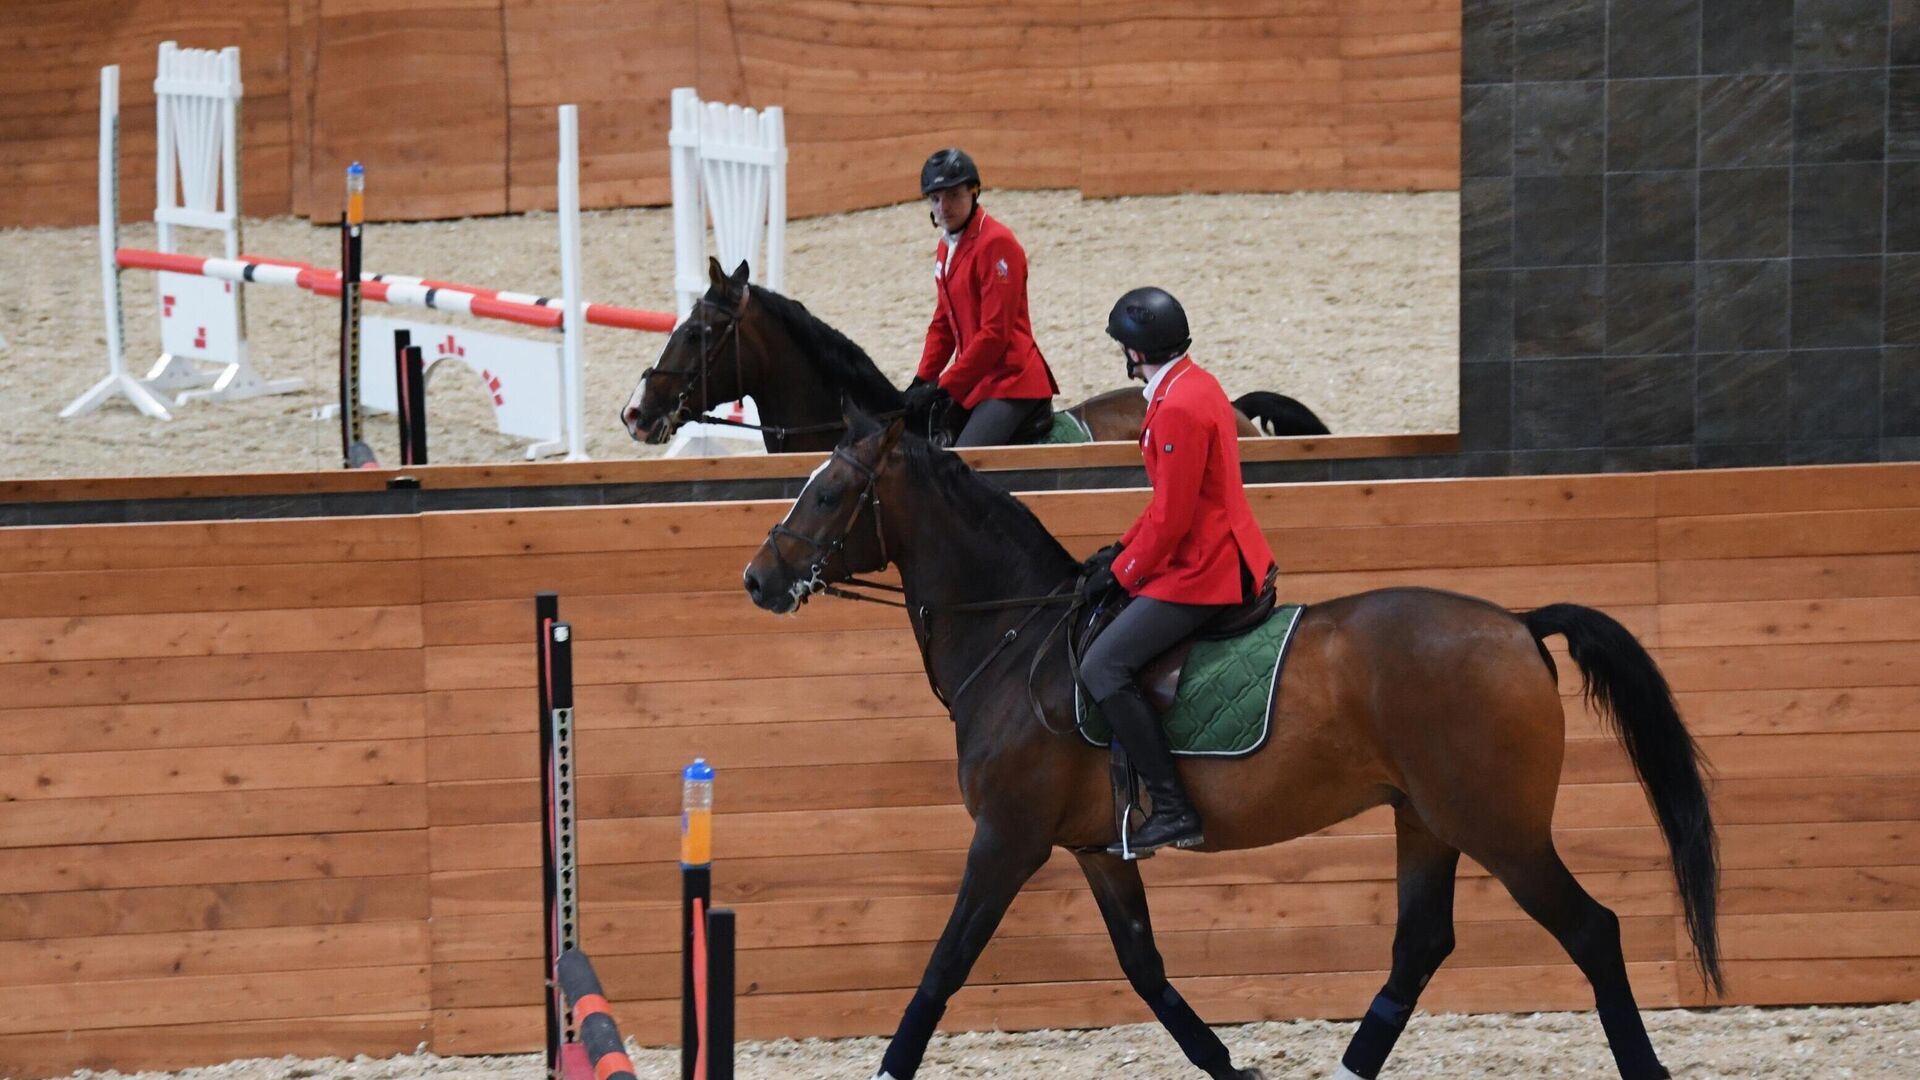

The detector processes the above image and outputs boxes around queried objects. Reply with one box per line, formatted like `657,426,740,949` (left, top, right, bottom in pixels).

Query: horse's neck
887,478,1075,717
745,317,840,428
759,302,901,414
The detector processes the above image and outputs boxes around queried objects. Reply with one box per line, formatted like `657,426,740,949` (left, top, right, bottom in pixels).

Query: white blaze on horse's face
771,457,835,608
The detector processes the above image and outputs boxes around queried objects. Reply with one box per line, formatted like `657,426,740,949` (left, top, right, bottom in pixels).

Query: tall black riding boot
1099,684,1204,855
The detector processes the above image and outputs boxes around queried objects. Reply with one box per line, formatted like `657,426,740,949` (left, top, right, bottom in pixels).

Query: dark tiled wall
1461,0,1920,470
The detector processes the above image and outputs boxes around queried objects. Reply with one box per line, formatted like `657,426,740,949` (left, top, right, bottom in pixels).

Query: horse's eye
815,488,839,508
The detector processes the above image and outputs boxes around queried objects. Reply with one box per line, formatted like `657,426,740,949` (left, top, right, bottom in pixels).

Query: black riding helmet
1106,287,1192,375
920,148,981,195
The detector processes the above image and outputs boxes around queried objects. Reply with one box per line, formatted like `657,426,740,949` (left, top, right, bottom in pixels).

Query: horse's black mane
749,286,904,414
855,419,1074,570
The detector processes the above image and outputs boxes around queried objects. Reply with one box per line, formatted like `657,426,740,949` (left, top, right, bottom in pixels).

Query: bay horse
620,259,1330,452
740,410,1719,1080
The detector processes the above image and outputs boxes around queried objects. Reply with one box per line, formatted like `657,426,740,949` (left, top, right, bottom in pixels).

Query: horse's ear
839,393,873,441
706,256,727,290
730,260,751,287
880,415,907,455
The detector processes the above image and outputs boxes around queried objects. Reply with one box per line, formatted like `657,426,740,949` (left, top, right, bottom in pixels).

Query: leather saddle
1077,564,1280,709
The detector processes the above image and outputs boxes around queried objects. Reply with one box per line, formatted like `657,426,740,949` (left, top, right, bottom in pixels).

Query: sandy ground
36,1003,1920,1080
0,191,1456,480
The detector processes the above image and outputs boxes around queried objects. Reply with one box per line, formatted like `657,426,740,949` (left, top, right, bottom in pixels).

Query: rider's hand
1082,563,1119,600
902,379,948,415
1081,542,1122,578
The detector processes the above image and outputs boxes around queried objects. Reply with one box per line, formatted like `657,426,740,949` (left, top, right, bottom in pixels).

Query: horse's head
622,257,755,443
743,406,905,614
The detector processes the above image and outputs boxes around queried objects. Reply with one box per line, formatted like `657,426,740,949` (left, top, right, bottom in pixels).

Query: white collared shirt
1140,354,1188,400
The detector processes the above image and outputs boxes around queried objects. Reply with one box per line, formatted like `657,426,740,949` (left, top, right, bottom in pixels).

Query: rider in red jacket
1080,286,1278,855
902,149,1057,446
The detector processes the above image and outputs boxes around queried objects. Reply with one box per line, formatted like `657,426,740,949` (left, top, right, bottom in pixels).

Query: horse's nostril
743,569,763,603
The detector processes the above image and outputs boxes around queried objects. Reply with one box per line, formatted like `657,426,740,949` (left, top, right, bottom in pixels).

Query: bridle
636,296,742,439
764,445,895,605
636,295,867,451
762,439,1089,718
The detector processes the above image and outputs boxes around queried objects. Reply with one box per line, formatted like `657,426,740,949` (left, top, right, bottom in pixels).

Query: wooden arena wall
0,0,1460,228
2,462,1917,1077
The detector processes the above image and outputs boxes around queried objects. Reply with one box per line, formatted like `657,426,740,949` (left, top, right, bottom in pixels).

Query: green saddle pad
1043,411,1093,444
1077,604,1305,757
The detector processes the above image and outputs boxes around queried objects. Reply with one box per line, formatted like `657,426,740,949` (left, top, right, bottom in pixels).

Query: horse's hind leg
1483,845,1671,1080
1335,808,1461,1079
1075,851,1263,1079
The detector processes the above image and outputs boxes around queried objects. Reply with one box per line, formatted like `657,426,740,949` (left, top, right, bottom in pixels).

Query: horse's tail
1231,391,1330,436
1524,603,1722,995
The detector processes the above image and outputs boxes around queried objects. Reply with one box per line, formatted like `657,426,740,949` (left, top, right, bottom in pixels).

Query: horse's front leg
873,821,1050,1080
1076,851,1265,1079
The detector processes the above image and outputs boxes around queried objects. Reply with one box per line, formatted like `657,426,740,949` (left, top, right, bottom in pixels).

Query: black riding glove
1081,542,1123,577
902,379,948,415
1082,564,1119,600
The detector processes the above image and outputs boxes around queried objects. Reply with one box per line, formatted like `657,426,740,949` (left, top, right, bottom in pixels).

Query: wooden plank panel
0,648,424,708
1679,957,1920,1008
0,0,296,229
302,4,508,221
0,963,430,1035
1718,866,1920,915
1648,641,1920,691
0,1014,430,1080
0,517,421,573
1,739,426,802
1564,732,1920,784
1716,911,1920,961
1659,508,1920,560
1667,686,1920,737
0,784,428,847
0,876,429,941
1658,597,1920,648
0,694,423,755
1657,554,1920,603
0,561,421,617
0,831,428,894
1654,463,1920,517
0,605,423,663
0,922,429,987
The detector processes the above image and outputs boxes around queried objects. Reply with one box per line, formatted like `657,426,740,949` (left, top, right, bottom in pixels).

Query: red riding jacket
1115,357,1277,605
917,209,1058,409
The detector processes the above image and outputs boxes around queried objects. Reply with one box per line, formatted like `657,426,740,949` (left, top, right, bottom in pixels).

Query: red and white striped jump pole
109,251,677,335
